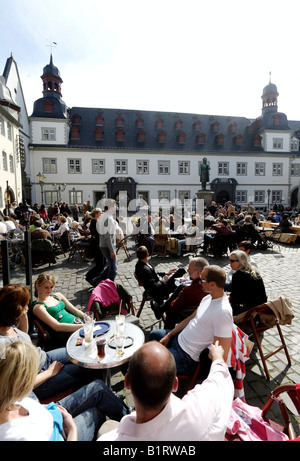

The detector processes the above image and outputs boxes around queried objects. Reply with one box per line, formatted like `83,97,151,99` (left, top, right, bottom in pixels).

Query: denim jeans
149,330,198,376
93,246,117,284
33,348,103,401
58,379,130,441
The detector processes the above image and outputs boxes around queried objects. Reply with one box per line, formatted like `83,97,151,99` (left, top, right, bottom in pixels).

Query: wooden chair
116,235,131,260
68,241,86,262
54,231,71,256
225,383,300,440
239,303,291,380
261,383,300,440
151,234,168,258
134,273,151,317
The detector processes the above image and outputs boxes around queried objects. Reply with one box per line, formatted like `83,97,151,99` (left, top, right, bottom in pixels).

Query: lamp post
36,172,46,203
52,182,66,202
267,189,271,211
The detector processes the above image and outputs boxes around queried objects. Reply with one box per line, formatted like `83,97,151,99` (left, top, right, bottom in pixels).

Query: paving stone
3,237,300,433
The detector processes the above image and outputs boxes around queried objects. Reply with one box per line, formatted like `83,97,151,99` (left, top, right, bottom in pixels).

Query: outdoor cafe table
66,320,145,388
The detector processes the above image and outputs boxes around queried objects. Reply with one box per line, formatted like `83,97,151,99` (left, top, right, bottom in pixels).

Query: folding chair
225,383,300,441
151,234,168,258
239,303,291,380
68,241,86,262
134,273,152,317
116,235,131,260
261,383,300,440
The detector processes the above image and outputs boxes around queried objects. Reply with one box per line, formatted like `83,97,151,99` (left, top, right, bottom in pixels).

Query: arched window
94,128,104,140
212,121,219,132
216,133,224,145
193,120,201,131
70,126,80,140
157,131,167,143
197,133,206,144
177,132,186,144
73,114,81,124
137,130,146,143
116,128,125,141
116,116,124,128
156,118,164,129
136,117,144,128
96,115,104,126
44,99,53,113
254,135,262,146
175,119,183,130
274,115,281,126
235,134,243,146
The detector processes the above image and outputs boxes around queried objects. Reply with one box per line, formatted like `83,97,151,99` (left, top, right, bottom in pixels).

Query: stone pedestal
196,190,214,206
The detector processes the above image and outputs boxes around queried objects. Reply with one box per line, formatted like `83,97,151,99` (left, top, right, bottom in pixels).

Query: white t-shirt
0,397,53,441
98,360,234,441
178,294,233,362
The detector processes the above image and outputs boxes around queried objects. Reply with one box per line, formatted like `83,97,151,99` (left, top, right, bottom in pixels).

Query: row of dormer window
70,125,262,146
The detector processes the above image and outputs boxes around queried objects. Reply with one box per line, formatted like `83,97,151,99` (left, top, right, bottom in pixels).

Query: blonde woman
33,273,84,346
0,341,130,441
228,250,267,321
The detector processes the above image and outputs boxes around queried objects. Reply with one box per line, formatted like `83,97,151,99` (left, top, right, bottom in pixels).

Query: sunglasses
229,259,239,263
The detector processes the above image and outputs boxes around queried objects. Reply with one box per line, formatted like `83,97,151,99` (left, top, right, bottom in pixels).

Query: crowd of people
0,197,297,441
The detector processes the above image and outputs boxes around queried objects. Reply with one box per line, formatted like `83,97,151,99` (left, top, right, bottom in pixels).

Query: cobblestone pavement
4,237,300,434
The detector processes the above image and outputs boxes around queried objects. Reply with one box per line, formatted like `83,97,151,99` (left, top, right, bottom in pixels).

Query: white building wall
29,142,298,210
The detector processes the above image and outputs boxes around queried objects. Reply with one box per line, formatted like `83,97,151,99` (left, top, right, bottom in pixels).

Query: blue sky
1,0,300,120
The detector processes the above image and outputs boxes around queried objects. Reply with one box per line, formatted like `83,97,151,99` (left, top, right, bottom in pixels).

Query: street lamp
267,189,271,211
52,182,66,202
36,172,46,203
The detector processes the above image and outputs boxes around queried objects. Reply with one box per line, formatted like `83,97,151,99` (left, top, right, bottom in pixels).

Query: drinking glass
115,314,125,336
115,334,125,357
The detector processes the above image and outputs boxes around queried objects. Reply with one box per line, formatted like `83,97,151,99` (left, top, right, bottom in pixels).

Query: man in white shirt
149,265,233,376
98,340,234,441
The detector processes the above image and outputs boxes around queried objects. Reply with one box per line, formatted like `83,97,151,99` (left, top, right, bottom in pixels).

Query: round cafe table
66,320,145,387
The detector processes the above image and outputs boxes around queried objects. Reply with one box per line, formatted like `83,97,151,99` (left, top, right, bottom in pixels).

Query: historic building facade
3,54,300,211
0,54,28,212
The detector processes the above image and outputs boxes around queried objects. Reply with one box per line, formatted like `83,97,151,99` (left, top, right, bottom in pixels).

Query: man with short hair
134,246,186,307
150,265,233,376
151,257,209,328
98,340,234,441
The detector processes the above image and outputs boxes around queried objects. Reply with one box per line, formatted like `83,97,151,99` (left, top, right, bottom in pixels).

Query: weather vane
46,40,58,54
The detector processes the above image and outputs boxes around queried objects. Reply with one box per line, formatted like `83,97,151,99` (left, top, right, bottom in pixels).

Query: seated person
278,214,294,233
32,273,84,346
30,220,52,241
225,240,257,291
0,341,130,441
0,284,107,402
98,341,234,441
149,265,233,377
151,257,209,329
52,215,69,238
136,214,155,250
203,219,235,253
134,246,186,306
69,221,91,248
228,250,267,322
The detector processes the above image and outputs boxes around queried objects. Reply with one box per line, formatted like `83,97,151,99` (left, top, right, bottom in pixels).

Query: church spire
41,54,63,99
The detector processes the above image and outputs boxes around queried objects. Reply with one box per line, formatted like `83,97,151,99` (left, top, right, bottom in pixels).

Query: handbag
226,398,289,441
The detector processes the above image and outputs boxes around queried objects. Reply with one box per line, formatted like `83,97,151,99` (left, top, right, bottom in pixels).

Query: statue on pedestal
199,157,210,191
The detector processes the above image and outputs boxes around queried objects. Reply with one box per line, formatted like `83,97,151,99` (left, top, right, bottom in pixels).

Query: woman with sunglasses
228,250,267,323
